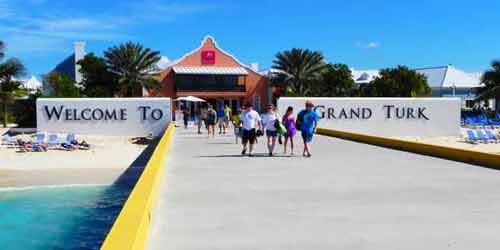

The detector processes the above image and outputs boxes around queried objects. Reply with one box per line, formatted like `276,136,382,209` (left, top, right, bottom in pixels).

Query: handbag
277,122,287,136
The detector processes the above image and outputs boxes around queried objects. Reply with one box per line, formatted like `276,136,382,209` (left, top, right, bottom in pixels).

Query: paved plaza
148,127,500,250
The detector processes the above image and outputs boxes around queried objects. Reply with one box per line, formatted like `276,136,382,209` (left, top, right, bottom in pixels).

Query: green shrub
0,111,15,124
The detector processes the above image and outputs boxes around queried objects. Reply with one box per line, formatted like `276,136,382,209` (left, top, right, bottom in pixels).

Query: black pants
242,129,257,144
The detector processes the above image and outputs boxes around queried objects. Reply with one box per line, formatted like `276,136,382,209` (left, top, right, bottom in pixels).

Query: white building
12,75,43,94
21,76,43,93
352,65,490,109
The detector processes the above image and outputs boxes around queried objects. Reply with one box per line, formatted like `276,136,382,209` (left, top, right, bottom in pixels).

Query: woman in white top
261,104,279,156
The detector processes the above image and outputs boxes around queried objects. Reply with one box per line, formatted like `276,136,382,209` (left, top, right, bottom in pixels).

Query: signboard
277,97,461,137
37,98,171,136
201,50,216,65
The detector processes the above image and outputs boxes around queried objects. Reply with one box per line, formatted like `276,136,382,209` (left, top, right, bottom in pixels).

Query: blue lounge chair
32,133,45,143
485,130,499,143
465,130,480,144
475,130,489,143
47,134,62,147
59,133,76,144
66,133,76,143
1,134,18,146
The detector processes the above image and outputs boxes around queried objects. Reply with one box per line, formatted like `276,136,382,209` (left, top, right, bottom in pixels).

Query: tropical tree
78,53,117,97
104,42,161,97
43,71,81,97
272,48,325,96
314,63,355,97
477,60,500,113
364,65,431,97
0,41,27,127
0,41,4,60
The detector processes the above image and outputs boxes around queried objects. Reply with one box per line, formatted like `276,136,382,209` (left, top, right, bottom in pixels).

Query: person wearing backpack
261,104,280,156
297,101,320,157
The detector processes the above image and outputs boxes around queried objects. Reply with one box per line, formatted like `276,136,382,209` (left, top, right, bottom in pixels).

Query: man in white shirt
239,102,262,156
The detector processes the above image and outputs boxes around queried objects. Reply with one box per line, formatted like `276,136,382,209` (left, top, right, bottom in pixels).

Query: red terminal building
153,36,271,113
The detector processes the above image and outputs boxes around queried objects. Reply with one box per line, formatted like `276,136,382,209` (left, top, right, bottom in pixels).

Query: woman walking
261,104,279,156
206,105,217,137
282,106,296,155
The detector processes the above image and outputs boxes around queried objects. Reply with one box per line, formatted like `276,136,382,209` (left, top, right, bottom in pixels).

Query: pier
147,128,500,249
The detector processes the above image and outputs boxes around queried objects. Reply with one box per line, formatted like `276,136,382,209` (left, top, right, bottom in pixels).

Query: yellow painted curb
100,124,175,250
317,128,500,169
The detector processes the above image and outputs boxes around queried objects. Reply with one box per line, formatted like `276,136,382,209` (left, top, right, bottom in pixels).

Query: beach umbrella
175,96,206,102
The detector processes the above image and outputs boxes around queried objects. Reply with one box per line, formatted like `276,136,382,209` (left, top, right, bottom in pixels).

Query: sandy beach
396,128,500,154
0,134,151,188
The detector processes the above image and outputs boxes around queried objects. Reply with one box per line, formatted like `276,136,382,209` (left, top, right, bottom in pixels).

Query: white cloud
0,0,219,67
356,41,381,49
123,1,219,22
4,34,67,55
0,0,12,18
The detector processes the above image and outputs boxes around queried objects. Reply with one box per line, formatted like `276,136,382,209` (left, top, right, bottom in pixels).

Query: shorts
301,130,314,143
242,129,257,144
217,118,225,125
266,130,278,137
207,119,215,126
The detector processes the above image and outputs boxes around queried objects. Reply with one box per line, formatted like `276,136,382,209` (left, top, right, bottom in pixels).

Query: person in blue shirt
217,105,226,134
296,101,320,157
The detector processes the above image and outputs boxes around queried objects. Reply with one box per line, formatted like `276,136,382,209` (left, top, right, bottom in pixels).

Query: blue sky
0,0,499,77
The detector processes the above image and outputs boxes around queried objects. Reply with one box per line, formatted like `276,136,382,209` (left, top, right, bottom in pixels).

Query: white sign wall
37,98,171,136
278,97,461,137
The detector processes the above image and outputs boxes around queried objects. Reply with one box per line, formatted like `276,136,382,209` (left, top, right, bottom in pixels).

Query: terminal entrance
204,98,240,111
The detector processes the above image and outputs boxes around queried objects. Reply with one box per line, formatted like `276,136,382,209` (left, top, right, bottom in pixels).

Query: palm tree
0,57,27,127
477,60,500,113
272,48,325,96
0,41,5,60
104,42,161,97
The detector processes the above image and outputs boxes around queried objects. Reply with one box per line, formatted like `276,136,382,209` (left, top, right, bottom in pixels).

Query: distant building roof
352,66,483,88
22,76,42,91
415,65,482,88
149,56,171,74
351,69,380,84
53,54,76,80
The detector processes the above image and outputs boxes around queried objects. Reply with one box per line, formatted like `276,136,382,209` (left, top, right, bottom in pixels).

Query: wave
0,183,110,192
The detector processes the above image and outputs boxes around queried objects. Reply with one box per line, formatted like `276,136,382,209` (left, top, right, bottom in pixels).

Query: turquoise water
0,185,130,250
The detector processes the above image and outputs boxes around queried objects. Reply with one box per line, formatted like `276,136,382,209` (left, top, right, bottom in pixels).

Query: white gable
416,66,482,89
19,76,42,91
351,70,380,84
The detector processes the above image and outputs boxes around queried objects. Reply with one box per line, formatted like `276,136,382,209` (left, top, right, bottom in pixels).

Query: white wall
37,98,171,137
278,97,461,137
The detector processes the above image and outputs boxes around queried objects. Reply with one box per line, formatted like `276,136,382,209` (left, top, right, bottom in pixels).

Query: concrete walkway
148,127,500,250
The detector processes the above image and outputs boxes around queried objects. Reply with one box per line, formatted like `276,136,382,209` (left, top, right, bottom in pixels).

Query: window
465,100,474,108
176,74,245,92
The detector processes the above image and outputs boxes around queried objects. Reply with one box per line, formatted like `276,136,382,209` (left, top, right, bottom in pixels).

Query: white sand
0,134,149,188
395,128,500,154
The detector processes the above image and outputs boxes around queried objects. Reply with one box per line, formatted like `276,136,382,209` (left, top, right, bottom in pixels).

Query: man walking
240,102,262,156
297,101,320,157
217,105,226,134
